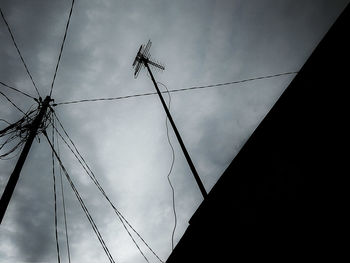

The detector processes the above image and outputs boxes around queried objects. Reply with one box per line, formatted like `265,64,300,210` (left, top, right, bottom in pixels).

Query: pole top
42,96,54,105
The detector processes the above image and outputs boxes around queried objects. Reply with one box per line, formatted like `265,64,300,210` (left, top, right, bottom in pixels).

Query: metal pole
144,62,208,199
0,96,51,224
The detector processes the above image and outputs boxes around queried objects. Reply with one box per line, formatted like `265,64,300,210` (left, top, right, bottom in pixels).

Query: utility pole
0,96,52,224
133,41,208,199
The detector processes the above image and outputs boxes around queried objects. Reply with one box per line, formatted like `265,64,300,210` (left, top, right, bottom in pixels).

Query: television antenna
132,40,165,78
132,40,207,199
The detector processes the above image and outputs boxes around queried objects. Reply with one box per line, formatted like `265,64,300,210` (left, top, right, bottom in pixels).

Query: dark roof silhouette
166,3,349,262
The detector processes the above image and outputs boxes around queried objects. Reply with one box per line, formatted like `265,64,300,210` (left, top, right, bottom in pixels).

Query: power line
51,109,165,263
0,102,49,160
158,82,177,251
49,0,75,97
56,132,71,263
53,71,298,106
0,90,28,118
0,81,35,100
44,131,116,263
0,8,41,98
0,108,38,160
0,119,11,125
51,119,61,263
54,92,157,106
51,121,151,262
170,71,299,92
53,111,163,262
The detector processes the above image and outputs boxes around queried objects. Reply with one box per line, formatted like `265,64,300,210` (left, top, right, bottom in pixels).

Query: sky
0,0,348,262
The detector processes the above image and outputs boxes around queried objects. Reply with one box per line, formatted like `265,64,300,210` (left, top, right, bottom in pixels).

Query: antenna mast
133,40,207,199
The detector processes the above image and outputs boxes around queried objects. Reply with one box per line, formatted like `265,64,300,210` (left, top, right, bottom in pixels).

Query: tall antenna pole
0,96,52,224
133,41,208,199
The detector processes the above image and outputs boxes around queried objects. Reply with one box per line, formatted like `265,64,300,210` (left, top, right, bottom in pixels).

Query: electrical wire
51,124,149,263
54,92,157,106
44,131,116,263
0,106,41,160
0,100,50,161
0,7,41,98
0,100,49,159
169,71,299,93
54,116,153,262
0,143,23,160
0,119,11,125
51,119,61,263
51,109,165,263
0,81,35,100
0,90,28,117
157,82,177,251
50,114,154,263
56,131,71,263
49,0,75,97
53,71,298,106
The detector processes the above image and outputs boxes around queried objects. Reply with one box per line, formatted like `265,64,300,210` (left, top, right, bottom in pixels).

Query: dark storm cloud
1,0,349,262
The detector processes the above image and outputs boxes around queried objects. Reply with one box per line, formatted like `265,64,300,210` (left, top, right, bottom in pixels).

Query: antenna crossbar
132,40,164,78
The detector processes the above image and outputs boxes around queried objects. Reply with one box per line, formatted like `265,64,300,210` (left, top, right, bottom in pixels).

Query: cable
53,71,298,106
0,119,11,125
158,82,177,251
0,90,28,117
54,92,157,106
49,0,75,97
0,143,23,160
0,101,49,159
50,115,152,262
51,114,155,262
44,131,116,263
51,119,61,263
56,131,71,263
0,121,26,159
0,8,41,98
0,81,35,100
51,116,152,262
51,109,164,263
169,71,299,93
0,107,39,160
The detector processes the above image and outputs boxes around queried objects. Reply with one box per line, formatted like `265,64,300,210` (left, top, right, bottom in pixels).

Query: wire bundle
0,105,51,160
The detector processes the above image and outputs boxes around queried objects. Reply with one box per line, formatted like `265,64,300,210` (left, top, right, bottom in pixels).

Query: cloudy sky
0,0,348,262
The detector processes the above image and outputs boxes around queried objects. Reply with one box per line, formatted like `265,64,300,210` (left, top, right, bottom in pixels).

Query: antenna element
132,40,165,78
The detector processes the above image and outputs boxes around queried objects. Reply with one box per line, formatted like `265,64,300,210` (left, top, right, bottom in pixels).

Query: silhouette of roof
166,3,349,262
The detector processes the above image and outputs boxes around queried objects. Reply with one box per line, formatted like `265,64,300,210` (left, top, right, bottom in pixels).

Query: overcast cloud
0,0,348,262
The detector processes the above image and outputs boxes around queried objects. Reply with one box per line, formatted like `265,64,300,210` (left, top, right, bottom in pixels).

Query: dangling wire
157,81,177,251
51,118,61,263
0,106,39,160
